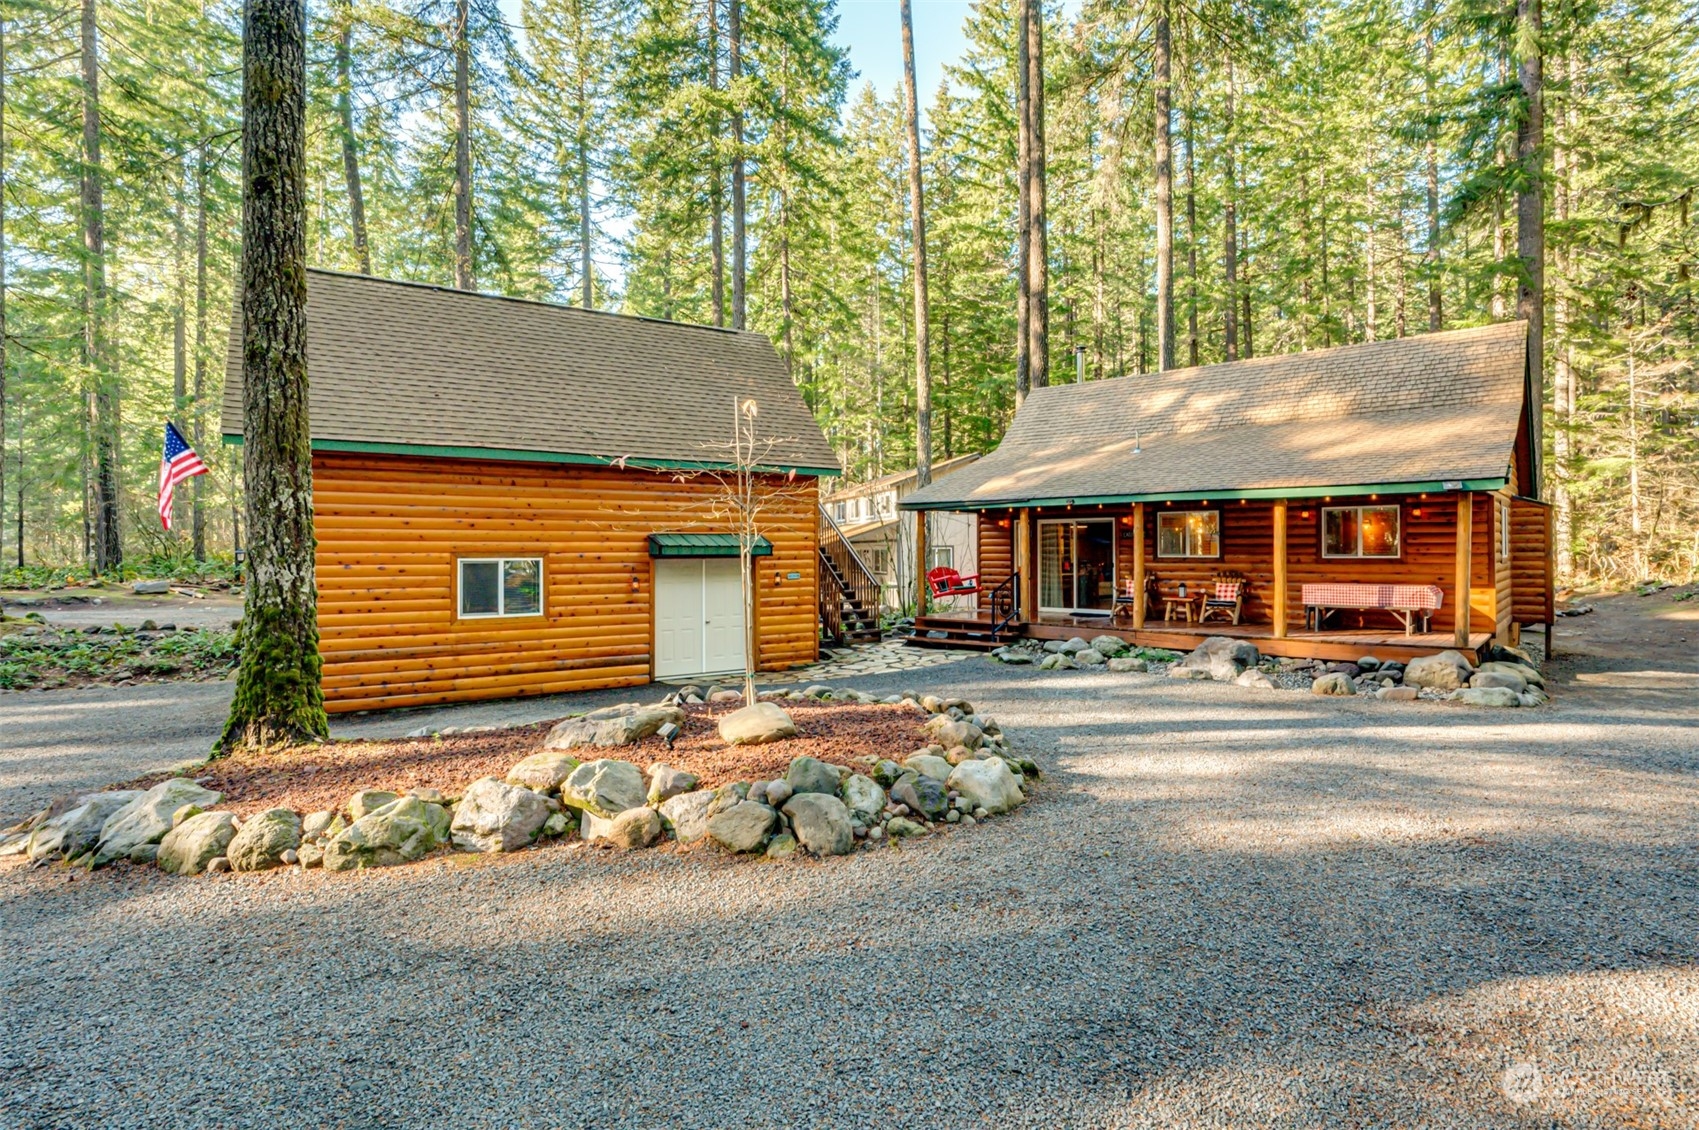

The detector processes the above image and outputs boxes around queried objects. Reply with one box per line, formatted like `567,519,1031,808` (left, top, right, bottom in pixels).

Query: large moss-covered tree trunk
220,0,327,753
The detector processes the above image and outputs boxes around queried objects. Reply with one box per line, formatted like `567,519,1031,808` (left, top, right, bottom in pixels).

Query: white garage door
654,558,747,679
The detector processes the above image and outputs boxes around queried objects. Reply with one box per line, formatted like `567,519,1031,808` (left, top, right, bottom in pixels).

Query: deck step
906,615,1017,652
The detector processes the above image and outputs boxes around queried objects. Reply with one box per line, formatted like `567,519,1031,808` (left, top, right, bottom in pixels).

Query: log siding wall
977,491,1518,636
312,452,820,712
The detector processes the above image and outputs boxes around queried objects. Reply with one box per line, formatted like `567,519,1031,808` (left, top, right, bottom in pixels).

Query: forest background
2,0,1695,589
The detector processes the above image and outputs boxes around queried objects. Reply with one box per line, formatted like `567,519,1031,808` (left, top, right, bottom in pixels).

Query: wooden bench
1301,583,1444,635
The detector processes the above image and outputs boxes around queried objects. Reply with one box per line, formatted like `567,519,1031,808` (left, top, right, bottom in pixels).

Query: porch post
1272,499,1289,638
1454,492,1473,648
1131,503,1147,629
913,509,929,616
1017,508,1035,623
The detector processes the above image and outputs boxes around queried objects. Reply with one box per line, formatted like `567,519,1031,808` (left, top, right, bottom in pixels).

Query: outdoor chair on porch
1112,572,1163,625
1198,571,1248,626
926,566,980,603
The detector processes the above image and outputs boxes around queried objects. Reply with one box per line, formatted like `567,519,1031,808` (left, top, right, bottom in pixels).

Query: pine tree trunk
1552,50,1575,579
901,0,932,542
1014,0,1031,405
1026,0,1048,387
452,0,473,290
1364,147,1377,342
173,183,188,536
577,136,592,308
192,147,210,559
1184,109,1198,367
1153,2,1174,371
1223,60,1238,361
729,0,746,330
708,0,724,327
1,15,7,576
82,0,121,573
1424,18,1442,332
221,0,329,752
1515,0,1544,486
335,2,370,274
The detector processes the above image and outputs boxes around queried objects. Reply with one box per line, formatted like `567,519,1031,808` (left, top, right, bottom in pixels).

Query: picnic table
1302,583,1443,635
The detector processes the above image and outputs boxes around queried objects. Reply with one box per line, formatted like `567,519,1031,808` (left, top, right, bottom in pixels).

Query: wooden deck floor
917,608,1491,663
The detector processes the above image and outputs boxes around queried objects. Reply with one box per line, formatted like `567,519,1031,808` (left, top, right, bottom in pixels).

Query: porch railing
986,571,1020,637
818,505,882,642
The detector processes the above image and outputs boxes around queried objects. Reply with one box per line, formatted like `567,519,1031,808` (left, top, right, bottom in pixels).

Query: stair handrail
988,571,1020,637
818,504,883,615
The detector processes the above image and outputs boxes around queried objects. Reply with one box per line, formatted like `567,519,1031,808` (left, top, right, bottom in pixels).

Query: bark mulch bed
119,700,930,818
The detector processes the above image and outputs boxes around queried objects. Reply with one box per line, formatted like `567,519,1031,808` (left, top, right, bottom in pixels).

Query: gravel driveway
3,647,1695,1128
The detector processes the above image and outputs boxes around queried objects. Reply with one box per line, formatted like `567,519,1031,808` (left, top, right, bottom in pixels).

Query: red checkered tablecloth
1301,583,1444,611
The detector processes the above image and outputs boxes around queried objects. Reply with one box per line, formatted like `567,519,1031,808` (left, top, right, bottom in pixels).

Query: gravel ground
3,645,1696,1128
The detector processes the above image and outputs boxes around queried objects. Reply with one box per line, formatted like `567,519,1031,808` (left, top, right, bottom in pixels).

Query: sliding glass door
1038,520,1115,614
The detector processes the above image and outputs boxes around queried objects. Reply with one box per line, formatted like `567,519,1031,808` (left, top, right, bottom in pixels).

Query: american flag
158,422,208,531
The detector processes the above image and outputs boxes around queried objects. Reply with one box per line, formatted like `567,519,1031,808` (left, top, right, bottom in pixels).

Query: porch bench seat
1302,583,1443,636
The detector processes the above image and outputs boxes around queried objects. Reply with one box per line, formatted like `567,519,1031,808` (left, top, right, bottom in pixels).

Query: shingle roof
824,453,982,502
902,322,1530,510
221,270,840,475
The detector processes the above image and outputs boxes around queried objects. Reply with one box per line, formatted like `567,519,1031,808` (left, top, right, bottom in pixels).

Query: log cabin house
222,270,841,712
901,322,1555,664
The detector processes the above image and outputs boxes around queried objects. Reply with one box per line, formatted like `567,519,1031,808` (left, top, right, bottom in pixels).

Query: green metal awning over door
647,533,774,558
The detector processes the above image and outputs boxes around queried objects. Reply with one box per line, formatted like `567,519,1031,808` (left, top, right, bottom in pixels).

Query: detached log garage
903,322,1555,663
223,270,839,712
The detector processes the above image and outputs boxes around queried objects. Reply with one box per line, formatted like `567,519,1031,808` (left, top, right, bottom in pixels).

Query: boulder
946,758,1026,816
718,702,798,746
1167,665,1212,681
1404,650,1476,691
505,750,581,794
1176,637,1260,682
1452,686,1520,708
924,717,984,750
764,833,798,860
1234,669,1277,690
1059,637,1092,655
707,801,777,853
156,812,239,875
765,779,795,807
782,793,854,856
992,649,1033,665
1311,672,1356,696
1089,634,1130,657
1470,670,1527,693
707,689,743,703
226,808,302,872
1476,660,1544,687
871,759,907,787
1377,685,1421,701
450,777,551,853
902,754,952,782
301,810,345,843
802,684,836,699
348,789,401,820
559,759,648,819
892,773,949,820
1356,656,1381,671
545,704,686,750
132,579,173,594
1106,656,1148,674
93,778,223,866
1073,648,1107,666
26,791,141,862
603,807,663,849
1038,653,1076,671
323,797,451,871
646,764,700,805
839,774,886,820
785,756,839,796
886,817,930,838
658,789,717,842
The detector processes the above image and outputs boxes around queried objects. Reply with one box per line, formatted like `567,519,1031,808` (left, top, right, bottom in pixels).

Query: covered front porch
910,606,1494,664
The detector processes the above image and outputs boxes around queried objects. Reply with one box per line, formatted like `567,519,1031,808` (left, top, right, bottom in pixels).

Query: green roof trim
898,477,1510,511
647,533,774,558
220,433,838,478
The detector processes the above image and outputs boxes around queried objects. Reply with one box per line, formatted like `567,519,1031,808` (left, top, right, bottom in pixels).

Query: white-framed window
1156,510,1221,558
867,547,891,579
1322,505,1401,558
1500,497,1511,560
927,545,954,570
458,557,544,618
835,501,846,521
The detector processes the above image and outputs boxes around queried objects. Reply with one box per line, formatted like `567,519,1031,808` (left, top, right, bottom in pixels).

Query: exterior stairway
819,551,882,644
906,613,1019,651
